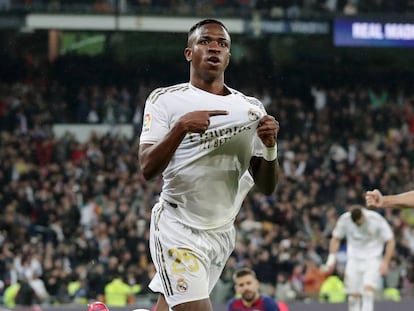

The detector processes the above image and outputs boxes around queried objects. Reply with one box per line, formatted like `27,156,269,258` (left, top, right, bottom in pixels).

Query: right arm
322,215,344,271
321,237,340,273
139,122,187,180
139,110,228,180
328,237,341,256
366,189,414,209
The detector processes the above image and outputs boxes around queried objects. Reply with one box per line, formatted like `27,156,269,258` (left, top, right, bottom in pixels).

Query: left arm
250,115,280,195
381,238,395,275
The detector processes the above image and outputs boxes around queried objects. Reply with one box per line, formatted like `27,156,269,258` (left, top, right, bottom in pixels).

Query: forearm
383,191,414,208
323,237,340,268
139,123,187,180
251,157,279,195
382,239,395,265
329,237,340,254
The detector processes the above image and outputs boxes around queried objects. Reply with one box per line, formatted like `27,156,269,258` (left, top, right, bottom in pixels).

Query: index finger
207,110,229,117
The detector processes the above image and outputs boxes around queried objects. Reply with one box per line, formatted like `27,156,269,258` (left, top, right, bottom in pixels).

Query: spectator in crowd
274,273,296,302
3,278,20,308
303,258,328,299
103,271,141,307
319,271,346,303
14,276,43,311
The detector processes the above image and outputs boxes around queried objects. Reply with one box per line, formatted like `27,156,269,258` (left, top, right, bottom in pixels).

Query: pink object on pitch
87,302,110,311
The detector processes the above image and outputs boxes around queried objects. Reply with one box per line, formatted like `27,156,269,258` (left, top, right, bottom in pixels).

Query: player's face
185,23,231,82
234,275,259,303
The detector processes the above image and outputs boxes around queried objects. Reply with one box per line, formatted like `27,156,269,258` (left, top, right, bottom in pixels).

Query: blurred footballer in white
323,205,395,311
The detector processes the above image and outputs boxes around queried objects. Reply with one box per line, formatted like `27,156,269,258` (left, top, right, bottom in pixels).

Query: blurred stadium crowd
1,50,414,308
0,0,413,16
1,0,414,307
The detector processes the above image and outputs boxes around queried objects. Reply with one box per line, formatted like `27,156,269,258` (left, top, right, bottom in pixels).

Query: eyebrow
198,35,230,42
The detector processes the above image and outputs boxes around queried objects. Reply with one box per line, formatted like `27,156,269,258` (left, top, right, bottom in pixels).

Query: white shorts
148,201,236,308
344,257,382,294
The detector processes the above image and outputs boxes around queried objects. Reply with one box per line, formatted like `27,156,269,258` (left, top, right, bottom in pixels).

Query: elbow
259,182,277,196
141,170,153,181
143,172,157,181
255,177,278,196
265,178,279,195
262,187,275,196
140,163,157,181
139,149,158,180
140,160,163,181
139,157,154,181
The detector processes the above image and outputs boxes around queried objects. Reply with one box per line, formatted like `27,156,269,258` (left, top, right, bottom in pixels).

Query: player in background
139,19,280,311
366,189,414,209
322,205,395,311
227,267,287,311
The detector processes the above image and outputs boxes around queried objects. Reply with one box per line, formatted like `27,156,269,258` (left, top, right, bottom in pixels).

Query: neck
190,81,230,95
242,294,259,307
190,74,229,95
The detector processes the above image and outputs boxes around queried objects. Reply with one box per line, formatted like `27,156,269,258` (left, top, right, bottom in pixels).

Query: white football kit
140,82,268,307
332,208,393,293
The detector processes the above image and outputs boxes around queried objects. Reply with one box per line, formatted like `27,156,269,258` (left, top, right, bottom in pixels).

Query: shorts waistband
159,198,178,209
158,199,234,232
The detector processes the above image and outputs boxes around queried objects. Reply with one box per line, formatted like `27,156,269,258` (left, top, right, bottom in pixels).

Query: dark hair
232,267,256,282
188,19,228,38
350,205,363,223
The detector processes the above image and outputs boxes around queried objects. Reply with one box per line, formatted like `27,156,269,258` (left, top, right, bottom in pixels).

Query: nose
208,41,220,51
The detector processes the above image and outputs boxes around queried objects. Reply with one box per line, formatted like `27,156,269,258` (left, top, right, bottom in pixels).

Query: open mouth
207,56,220,65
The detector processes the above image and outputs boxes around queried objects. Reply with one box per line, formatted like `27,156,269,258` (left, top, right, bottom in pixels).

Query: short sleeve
250,97,269,157
379,217,394,241
332,215,347,239
139,89,170,145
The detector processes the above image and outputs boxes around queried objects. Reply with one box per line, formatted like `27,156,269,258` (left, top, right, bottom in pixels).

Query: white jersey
140,82,267,229
332,208,393,260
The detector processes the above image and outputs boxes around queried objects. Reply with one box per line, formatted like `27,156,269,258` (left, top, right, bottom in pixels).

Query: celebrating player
138,19,280,311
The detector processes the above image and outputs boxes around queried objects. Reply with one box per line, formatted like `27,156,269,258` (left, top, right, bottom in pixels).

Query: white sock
348,295,361,311
362,290,374,311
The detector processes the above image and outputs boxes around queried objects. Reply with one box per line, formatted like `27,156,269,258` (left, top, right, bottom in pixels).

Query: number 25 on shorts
168,248,200,274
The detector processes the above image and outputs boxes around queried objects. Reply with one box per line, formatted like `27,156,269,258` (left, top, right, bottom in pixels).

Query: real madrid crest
248,108,261,121
176,278,188,292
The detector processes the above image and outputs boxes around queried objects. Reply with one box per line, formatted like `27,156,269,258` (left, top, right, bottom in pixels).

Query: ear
184,47,192,62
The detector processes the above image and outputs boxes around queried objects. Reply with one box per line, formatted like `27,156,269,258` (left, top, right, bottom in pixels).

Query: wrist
174,120,190,135
263,144,277,161
381,196,391,208
326,253,336,267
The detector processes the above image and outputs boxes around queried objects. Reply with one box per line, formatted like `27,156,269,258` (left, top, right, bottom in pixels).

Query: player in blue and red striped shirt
227,268,289,311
